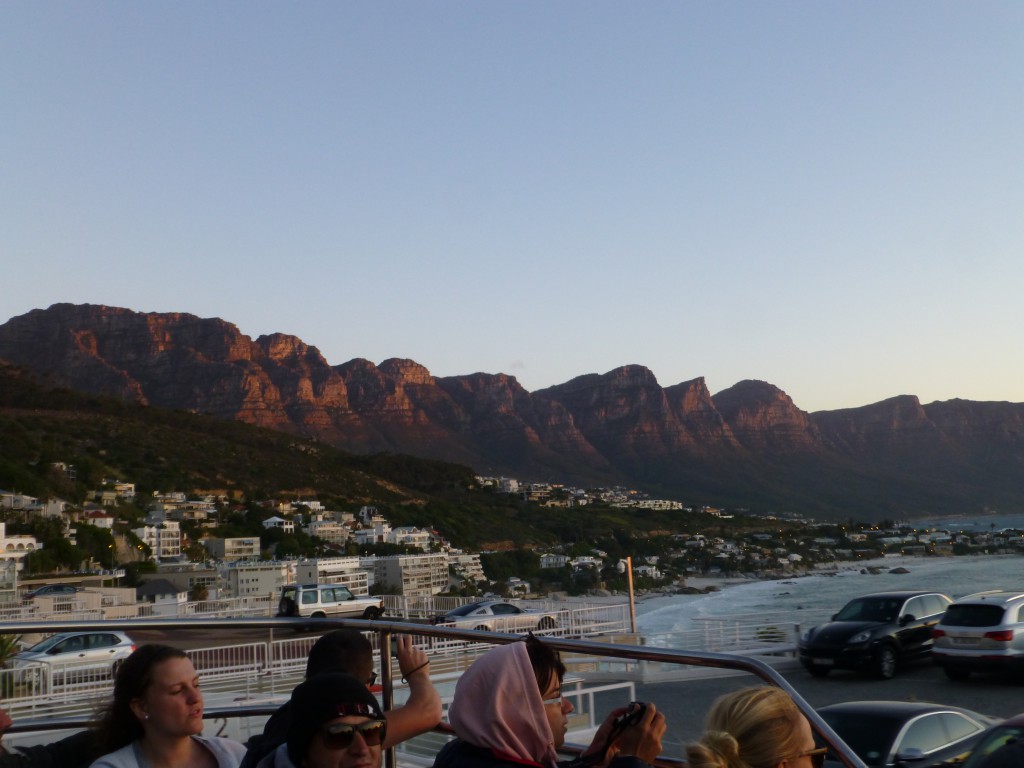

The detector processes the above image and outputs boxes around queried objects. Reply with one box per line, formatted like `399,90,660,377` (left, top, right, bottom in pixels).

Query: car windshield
834,597,900,623
820,711,903,766
27,635,66,652
447,603,484,617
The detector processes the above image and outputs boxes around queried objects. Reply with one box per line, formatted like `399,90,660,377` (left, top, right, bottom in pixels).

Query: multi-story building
293,557,371,596
0,523,41,573
389,527,431,551
203,537,261,562
373,553,448,597
133,521,182,560
224,561,291,598
449,552,486,583
262,516,295,534
305,518,351,546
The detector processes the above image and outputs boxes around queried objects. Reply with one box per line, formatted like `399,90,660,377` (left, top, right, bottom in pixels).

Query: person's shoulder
196,735,248,763
87,742,137,768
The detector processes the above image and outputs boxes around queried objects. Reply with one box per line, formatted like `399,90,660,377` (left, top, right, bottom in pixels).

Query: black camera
613,701,647,730
566,702,650,768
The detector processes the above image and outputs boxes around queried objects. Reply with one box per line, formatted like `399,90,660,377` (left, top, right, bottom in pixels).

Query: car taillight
130,644,137,651
985,630,1014,642
933,629,946,638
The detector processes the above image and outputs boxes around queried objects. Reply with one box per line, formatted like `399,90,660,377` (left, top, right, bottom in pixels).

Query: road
634,659,1024,755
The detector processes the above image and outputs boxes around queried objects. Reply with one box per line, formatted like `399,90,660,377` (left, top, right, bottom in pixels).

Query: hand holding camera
612,701,664,763
577,701,664,767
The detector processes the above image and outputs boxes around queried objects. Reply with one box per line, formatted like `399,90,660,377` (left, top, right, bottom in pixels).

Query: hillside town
0,467,1021,615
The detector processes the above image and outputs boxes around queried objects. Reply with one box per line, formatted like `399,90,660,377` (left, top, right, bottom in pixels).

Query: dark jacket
239,702,290,768
0,729,99,768
433,739,651,768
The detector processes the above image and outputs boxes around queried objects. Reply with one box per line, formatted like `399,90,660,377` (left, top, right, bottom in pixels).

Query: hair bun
686,731,744,768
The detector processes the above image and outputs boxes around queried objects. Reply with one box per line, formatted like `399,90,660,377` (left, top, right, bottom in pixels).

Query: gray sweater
88,735,246,768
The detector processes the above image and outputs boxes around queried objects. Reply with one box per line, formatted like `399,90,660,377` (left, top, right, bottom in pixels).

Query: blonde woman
686,687,827,768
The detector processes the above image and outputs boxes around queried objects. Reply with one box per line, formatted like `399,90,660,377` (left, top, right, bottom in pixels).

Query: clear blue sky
4,3,1022,412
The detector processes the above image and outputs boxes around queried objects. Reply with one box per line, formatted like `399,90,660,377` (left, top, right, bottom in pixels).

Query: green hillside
0,363,741,554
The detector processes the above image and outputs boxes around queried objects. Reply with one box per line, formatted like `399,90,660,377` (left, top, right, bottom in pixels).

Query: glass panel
899,715,949,754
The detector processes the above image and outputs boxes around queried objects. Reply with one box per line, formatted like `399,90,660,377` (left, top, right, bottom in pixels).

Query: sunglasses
320,719,387,750
795,747,829,768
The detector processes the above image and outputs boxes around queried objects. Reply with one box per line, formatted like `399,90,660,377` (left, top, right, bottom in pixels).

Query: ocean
636,553,1024,638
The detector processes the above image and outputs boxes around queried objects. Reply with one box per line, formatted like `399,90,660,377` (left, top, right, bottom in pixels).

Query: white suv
932,590,1024,680
277,584,385,620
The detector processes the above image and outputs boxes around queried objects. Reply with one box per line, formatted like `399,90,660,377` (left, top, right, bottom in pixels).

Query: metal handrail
0,616,867,768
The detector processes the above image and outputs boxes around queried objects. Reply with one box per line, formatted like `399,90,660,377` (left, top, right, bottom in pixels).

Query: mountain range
2,303,1023,520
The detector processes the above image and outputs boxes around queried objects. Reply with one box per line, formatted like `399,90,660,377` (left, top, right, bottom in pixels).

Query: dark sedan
959,712,1024,768
818,701,999,768
799,591,953,679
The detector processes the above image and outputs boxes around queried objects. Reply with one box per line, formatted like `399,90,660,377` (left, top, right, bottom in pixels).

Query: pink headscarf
448,642,559,767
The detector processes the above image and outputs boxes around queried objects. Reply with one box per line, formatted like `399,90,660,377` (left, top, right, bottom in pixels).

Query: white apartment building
262,516,295,534
203,537,261,562
539,554,569,569
389,526,431,551
449,552,486,583
373,553,449,597
0,523,41,573
83,509,115,529
305,518,351,546
224,561,291,598
133,521,182,560
354,517,391,546
294,557,371,596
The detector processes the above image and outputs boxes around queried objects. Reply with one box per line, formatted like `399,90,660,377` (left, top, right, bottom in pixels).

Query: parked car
798,591,953,679
11,631,136,687
23,584,78,600
277,583,385,620
931,591,1024,680
818,701,999,768
959,711,1024,768
432,600,560,633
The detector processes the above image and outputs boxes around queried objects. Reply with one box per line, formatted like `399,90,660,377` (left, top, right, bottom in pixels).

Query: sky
3,3,1023,413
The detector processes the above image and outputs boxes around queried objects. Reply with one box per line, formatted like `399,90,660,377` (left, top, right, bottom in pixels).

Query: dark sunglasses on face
796,747,828,768
321,719,387,750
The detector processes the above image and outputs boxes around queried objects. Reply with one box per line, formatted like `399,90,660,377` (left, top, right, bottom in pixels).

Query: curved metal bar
0,617,867,768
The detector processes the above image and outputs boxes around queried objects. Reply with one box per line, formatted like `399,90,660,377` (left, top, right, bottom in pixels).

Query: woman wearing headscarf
433,636,664,768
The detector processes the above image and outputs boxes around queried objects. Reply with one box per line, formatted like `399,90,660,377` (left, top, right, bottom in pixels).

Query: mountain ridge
2,303,1023,519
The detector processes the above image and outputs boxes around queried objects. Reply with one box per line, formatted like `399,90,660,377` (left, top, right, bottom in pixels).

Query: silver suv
277,583,385,620
932,590,1024,680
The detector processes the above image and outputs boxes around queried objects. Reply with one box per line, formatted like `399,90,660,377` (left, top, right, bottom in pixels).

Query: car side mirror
895,747,926,765
899,614,915,626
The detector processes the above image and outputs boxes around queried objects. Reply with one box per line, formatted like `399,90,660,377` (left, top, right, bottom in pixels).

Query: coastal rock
889,567,910,574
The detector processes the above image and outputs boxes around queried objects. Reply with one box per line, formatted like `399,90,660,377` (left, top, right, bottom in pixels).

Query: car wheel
311,611,326,619
362,607,381,620
874,645,897,679
538,617,557,631
944,667,970,681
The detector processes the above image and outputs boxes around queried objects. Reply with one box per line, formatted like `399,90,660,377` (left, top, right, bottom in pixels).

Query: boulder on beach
889,566,910,574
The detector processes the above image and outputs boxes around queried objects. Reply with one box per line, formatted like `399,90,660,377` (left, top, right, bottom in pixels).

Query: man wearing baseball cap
250,673,388,768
